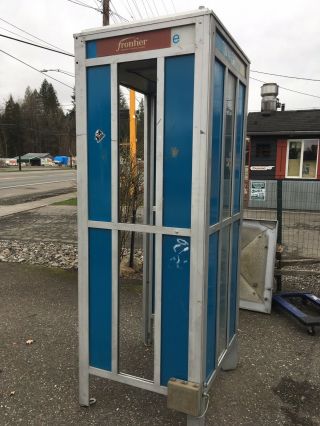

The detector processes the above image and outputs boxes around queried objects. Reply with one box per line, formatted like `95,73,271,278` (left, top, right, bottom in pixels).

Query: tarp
53,156,69,165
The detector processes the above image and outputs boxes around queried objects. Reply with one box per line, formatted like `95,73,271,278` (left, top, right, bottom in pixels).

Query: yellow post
129,89,137,167
129,89,137,268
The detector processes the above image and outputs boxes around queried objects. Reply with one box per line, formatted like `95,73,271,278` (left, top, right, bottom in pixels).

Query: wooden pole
102,0,109,26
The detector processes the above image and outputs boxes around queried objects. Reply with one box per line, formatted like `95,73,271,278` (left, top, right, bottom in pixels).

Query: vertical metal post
276,179,283,292
143,95,153,345
75,35,89,407
188,14,212,426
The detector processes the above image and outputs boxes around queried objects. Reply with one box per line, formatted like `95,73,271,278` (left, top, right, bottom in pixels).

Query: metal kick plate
167,378,202,417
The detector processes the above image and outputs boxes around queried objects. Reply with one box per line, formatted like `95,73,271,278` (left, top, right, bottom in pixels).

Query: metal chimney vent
261,83,279,113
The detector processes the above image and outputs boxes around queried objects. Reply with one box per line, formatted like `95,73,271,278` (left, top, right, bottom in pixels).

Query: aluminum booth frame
75,9,249,425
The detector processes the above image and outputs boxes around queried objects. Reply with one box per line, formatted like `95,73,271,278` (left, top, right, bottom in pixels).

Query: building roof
247,109,320,136
16,153,51,160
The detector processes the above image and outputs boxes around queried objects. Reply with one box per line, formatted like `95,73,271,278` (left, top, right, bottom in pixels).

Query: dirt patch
274,377,320,425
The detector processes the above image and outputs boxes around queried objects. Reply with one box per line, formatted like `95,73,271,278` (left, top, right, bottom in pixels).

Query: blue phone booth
75,8,249,425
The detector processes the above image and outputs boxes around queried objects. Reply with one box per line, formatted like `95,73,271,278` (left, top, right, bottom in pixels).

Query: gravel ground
281,264,320,296
0,207,319,424
0,240,77,269
0,262,319,426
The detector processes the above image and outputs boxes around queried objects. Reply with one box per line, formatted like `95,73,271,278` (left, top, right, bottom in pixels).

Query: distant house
247,109,320,181
246,84,320,211
16,153,52,166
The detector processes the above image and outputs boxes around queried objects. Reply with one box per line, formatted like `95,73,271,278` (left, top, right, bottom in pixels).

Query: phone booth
75,9,249,425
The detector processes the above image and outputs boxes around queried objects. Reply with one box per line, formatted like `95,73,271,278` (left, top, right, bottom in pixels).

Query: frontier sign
95,29,171,56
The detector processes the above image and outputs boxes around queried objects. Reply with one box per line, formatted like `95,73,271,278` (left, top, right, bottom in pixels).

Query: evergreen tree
39,79,60,114
119,87,129,145
38,79,65,155
2,95,24,157
21,87,43,152
136,98,144,159
64,89,76,159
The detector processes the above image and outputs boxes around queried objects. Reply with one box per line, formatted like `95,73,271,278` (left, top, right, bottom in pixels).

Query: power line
169,0,176,12
0,25,47,46
41,69,75,77
144,0,155,17
126,0,137,19
251,69,320,83
0,34,74,57
131,0,143,19
141,0,150,17
0,48,74,90
109,1,130,22
151,0,159,15
66,0,102,13
120,0,134,19
160,0,168,14
250,77,320,100
111,10,129,22
0,17,72,55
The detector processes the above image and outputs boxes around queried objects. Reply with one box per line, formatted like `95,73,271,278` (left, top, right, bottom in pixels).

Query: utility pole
102,0,110,26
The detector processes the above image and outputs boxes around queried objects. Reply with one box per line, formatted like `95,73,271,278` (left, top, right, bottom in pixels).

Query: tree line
0,79,75,159
0,80,144,161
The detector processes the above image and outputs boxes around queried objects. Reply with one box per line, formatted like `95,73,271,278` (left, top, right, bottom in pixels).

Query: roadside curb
0,192,77,218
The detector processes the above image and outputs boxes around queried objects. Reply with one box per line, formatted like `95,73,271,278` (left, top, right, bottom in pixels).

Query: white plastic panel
240,219,278,314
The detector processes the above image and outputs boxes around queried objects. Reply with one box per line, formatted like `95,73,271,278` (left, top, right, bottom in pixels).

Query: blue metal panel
210,60,225,225
206,232,219,380
229,221,240,339
86,41,97,59
161,235,190,386
215,33,246,78
163,55,194,229
87,65,111,221
89,228,112,370
233,83,245,214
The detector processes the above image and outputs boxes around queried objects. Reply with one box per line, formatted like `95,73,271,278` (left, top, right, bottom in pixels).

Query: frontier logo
116,36,148,53
96,29,171,57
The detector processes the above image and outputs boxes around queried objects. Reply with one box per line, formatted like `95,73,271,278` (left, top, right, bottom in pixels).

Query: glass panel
233,82,245,214
302,140,318,178
229,221,240,340
287,141,301,177
222,73,236,219
210,60,225,225
119,231,154,381
218,226,230,358
118,86,145,224
206,232,219,379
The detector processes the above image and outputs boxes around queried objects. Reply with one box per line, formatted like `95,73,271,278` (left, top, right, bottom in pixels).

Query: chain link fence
244,179,320,259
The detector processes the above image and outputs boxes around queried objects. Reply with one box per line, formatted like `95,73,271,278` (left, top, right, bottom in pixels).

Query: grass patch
53,198,77,206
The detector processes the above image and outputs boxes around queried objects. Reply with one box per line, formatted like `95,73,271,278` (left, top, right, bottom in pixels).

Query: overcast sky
0,0,320,113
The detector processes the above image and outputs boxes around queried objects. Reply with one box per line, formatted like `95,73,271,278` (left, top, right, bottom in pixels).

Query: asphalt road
0,169,76,202
0,169,76,190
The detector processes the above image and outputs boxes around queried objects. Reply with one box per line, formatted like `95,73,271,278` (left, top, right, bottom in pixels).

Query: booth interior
118,58,157,381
